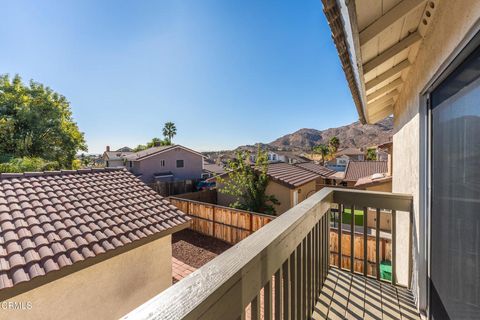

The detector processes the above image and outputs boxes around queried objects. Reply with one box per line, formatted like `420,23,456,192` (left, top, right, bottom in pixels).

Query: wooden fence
329,228,392,277
169,197,275,244
173,189,217,204
148,179,202,197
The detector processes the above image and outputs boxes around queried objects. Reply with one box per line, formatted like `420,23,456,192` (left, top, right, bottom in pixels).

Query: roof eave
322,0,368,124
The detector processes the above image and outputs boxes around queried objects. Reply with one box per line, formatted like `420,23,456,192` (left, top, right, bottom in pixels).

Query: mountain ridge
267,117,393,151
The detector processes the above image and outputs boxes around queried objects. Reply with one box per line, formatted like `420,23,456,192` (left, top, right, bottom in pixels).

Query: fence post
250,212,254,234
212,205,216,238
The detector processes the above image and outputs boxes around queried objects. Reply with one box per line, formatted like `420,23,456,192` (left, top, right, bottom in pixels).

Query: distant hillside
268,117,393,151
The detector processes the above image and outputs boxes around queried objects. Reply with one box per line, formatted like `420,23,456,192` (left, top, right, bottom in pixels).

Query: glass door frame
422,22,480,319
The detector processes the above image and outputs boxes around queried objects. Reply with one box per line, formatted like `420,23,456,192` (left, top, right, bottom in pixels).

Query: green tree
162,122,177,144
147,137,165,148
313,144,330,165
366,148,377,160
134,144,147,152
0,74,87,169
329,136,340,154
217,149,279,215
0,157,58,173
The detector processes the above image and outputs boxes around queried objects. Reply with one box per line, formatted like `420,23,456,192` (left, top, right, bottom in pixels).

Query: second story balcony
123,188,419,320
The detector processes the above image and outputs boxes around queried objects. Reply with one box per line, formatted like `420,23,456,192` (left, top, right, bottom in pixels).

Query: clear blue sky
0,0,358,154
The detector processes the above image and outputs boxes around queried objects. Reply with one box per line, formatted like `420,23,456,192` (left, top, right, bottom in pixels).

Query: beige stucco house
0,168,190,320
323,0,480,317
217,162,335,215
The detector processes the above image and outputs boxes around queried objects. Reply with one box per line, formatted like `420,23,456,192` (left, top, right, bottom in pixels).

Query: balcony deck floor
312,267,420,320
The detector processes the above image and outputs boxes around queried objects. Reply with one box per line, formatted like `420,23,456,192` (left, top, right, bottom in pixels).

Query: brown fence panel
169,197,275,244
329,229,391,276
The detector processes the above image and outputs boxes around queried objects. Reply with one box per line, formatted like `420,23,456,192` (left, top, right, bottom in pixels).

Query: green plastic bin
380,260,392,281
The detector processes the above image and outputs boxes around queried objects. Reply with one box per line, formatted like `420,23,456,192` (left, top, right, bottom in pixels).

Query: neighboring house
355,143,393,192
341,161,388,188
124,145,204,183
263,163,323,215
202,162,226,179
249,150,310,164
336,147,365,161
0,168,190,320
249,151,280,163
116,146,133,152
354,173,392,192
102,146,134,167
295,161,336,189
322,1,480,316
275,151,311,164
216,162,324,215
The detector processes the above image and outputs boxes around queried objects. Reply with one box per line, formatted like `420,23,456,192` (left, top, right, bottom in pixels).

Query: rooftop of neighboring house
266,162,321,188
203,163,226,175
103,151,134,161
336,147,364,156
124,145,205,161
343,160,388,182
295,162,336,178
0,168,190,296
116,146,133,153
354,173,392,188
274,151,310,163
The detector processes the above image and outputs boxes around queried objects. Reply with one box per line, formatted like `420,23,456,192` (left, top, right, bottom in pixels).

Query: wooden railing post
392,209,396,285
363,207,368,276
338,204,343,269
376,208,381,280
350,205,355,273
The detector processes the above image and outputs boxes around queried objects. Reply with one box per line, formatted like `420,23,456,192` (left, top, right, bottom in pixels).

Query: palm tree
313,144,330,165
162,122,177,144
329,136,340,154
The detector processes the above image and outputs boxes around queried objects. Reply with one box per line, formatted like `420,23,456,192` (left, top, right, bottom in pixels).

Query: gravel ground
172,229,232,268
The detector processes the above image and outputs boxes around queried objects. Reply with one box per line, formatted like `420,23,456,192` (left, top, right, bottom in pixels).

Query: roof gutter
322,0,368,124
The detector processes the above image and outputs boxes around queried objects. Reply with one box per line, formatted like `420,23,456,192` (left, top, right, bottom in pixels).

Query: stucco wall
391,0,480,311
266,180,293,215
130,148,203,183
365,180,392,192
0,236,172,320
267,180,317,215
106,159,125,167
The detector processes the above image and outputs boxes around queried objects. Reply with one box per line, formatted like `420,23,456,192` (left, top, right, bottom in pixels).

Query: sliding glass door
430,42,480,319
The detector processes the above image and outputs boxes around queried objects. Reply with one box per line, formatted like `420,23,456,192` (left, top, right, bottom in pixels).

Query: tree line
0,75,87,172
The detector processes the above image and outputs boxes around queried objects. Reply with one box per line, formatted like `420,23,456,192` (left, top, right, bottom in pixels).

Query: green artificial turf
336,208,365,226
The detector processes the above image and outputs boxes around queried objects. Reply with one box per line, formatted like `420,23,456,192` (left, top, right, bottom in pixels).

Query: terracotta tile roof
0,168,190,293
343,161,388,182
295,162,336,178
336,148,364,156
266,163,320,188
